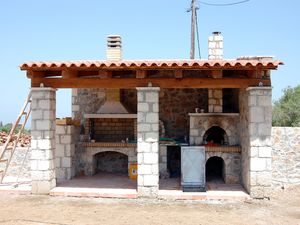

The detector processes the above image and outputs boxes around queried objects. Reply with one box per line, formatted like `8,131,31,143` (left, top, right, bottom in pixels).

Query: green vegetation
0,122,31,134
272,85,300,127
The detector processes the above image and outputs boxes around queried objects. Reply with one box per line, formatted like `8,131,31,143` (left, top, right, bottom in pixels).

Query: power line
198,0,250,7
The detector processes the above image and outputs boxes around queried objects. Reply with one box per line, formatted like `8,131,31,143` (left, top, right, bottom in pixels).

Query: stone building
20,33,283,198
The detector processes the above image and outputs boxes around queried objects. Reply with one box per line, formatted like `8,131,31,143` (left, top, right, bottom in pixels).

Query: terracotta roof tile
20,59,283,70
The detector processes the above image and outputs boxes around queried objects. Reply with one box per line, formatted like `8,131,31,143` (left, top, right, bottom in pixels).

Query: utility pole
190,0,196,59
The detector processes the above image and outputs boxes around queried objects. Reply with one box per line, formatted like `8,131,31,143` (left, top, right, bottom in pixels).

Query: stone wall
72,88,106,121
55,125,76,182
272,127,300,188
123,88,208,139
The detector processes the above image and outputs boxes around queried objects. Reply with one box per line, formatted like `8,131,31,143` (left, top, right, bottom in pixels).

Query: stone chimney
208,32,223,113
208,31,223,60
106,35,122,60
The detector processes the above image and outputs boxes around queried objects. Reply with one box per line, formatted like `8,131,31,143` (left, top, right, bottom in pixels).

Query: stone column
136,87,160,198
55,125,75,182
247,87,272,199
30,88,56,194
208,89,223,113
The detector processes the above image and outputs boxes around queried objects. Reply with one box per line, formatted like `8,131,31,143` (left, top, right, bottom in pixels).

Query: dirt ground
0,186,299,225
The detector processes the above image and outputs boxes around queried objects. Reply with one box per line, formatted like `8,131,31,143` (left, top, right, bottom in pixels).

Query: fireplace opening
206,156,225,182
203,126,228,145
167,146,181,178
94,151,128,174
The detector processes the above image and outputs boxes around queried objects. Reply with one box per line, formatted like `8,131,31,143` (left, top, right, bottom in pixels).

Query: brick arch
92,148,130,158
203,125,229,145
205,152,226,163
205,155,226,183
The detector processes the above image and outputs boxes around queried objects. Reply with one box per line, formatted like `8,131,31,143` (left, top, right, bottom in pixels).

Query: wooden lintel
31,77,271,89
211,70,223,78
98,71,112,78
174,70,183,79
136,70,146,79
62,69,77,79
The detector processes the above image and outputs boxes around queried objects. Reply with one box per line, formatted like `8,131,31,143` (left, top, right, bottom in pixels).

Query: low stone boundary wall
272,127,300,188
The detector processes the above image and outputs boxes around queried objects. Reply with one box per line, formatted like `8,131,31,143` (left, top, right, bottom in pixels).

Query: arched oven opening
203,126,228,146
94,151,128,174
206,156,225,183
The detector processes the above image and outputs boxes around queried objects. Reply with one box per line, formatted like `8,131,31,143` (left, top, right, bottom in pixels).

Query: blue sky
0,0,299,125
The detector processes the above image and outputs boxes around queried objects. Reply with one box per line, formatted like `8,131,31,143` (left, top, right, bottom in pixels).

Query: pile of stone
0,132,31,147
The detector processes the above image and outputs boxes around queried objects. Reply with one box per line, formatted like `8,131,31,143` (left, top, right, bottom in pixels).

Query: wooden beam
174,70,183,79
31,77,271,89
30,71,46,78
211,70,223,78
62,69,77,79
136,70,146,79
98,71,112,78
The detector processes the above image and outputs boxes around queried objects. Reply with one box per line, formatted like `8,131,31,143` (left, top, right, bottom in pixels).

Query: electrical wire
195,9,201,59
198,0,250,6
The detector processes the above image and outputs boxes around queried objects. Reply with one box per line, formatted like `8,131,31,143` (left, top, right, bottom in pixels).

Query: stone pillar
30,88,56,194
136,87,160,198
55,125,75,182
247,87,272,199
71,88,79,119
208,89,223,113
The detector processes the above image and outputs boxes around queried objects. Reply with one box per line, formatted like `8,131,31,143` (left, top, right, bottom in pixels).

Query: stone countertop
80,142,136,148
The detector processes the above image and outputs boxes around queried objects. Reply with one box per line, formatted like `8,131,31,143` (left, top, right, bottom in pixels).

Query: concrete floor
0,172,250,200
50,172,250,200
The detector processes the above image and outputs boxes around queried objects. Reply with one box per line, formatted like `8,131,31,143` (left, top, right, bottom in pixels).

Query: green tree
272,85,300,127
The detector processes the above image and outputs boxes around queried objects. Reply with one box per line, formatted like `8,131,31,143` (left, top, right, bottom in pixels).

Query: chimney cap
212,31,222,35
107,34,121,38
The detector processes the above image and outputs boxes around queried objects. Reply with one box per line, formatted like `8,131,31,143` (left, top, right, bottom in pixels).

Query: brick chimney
106,35,122,60
208,31,223,60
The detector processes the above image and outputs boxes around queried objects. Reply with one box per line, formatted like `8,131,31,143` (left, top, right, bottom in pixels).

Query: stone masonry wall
272,127,300,188
55,125,76,182
72,88,106,121
123,88,208,139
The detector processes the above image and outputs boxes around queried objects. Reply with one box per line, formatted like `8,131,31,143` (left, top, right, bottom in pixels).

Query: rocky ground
0,186,299,225
0,132,31,148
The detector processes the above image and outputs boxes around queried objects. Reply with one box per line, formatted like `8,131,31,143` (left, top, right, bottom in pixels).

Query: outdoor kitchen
21,32,282,199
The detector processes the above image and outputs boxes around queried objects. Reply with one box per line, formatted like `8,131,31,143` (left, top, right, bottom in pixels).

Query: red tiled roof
20,59,283,70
